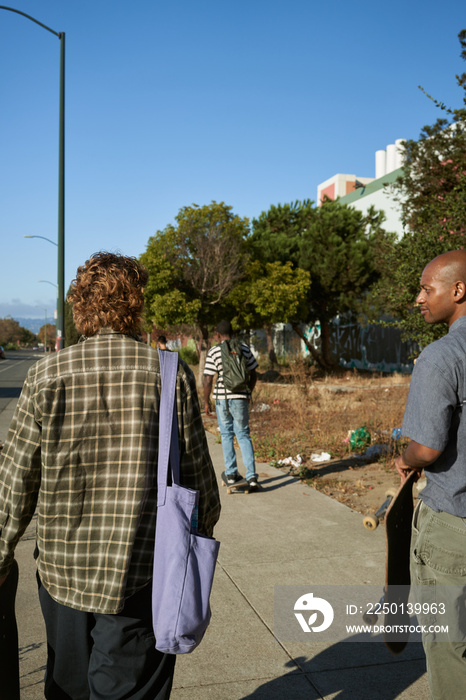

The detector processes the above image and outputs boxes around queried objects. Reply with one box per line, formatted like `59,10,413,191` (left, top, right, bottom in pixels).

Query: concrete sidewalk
4,400,429,699
170,432,428,700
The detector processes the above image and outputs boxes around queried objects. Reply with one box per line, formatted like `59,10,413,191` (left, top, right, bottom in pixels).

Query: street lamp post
2,6,65,349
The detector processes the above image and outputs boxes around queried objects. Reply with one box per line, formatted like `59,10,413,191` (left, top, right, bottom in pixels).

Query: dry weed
200,366,411,516
250,374,410,465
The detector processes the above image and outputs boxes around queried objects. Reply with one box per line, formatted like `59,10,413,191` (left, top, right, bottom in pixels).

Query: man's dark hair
157,335,167,344
216,320,233,336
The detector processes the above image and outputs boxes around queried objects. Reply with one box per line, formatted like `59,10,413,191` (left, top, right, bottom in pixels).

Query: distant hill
13,318,56,335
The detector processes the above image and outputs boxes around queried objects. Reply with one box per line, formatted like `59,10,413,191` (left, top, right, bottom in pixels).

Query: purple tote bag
152,350,220,654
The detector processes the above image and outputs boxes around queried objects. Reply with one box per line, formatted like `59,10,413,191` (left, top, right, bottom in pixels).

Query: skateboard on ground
0,558,20,699
221,471,258,494
363,487,397,530
383,469,417,654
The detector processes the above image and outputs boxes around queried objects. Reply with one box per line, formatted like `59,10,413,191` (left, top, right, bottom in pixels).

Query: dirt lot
202,367,416,529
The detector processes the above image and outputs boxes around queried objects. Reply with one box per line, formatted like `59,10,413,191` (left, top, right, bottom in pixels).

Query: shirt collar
449,316,466,332
79,327,141,342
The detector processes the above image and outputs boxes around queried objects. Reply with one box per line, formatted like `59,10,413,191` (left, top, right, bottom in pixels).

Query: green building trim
338,167,403,205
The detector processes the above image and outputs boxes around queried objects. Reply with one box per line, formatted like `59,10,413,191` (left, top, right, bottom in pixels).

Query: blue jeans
215,399,257,482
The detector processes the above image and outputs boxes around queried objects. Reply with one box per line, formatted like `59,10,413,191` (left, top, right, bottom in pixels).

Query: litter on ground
275,454,303,468
251,403,270,412
310,452,332,463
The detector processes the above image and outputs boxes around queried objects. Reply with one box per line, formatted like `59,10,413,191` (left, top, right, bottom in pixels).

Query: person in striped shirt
203,320,259,488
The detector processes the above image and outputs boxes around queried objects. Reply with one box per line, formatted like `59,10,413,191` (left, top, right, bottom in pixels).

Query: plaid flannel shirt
0,330,220,613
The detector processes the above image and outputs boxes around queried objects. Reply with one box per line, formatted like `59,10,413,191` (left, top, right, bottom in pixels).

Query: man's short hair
216,320,233,336
157,335,167,344
67,251,148,337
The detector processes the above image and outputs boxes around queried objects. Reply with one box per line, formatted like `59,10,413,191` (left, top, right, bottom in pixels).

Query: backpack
220,339,250,394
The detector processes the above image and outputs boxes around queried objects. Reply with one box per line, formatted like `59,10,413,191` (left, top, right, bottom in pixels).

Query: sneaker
247,477,259,488
222,471,244,485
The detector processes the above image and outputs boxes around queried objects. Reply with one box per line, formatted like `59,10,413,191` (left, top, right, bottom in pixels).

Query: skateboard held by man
383,469,417,654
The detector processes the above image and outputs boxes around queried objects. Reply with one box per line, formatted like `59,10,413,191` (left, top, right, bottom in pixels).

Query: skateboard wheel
363,515,379,530
385,488,396,499
363,611,378,624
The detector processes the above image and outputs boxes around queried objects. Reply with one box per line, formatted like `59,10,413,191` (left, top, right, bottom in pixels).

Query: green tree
141,201,250,381
371,29,466,349
251,199,392,368
251,200,307,266
0,317,23,345
38,323,56,350
19,326,37,347
228,260,311,366
0,318,38,347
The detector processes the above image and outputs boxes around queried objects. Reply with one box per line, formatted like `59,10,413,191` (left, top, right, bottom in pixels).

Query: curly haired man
0,252,220,699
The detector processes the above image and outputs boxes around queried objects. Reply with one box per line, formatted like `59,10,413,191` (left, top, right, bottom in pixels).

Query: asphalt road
0,350,42,418
0,349,48,698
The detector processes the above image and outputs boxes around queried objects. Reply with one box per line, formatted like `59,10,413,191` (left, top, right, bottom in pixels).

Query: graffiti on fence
302,321,415,373
249,321,416,373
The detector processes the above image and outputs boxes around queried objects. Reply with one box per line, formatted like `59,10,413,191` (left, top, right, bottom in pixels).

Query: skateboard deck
221,472,257,494
383,470,417,654
0,559,20,699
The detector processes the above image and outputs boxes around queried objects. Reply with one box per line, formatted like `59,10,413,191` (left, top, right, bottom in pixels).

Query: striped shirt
204,342,258,399
0,329,220,613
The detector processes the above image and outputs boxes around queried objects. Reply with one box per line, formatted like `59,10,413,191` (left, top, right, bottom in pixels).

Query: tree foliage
0,317,36,347
228,260,311,365
250,200,308,266
370,29,466,349
65,286,80,347
0,317,22,345
141,201,249,335
250,199,392,367
19,326,37,346
38,323,56,348
230,260,311,327
140,201,250,381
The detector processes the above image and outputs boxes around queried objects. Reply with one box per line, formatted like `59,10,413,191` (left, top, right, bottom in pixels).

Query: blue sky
1,0,465,321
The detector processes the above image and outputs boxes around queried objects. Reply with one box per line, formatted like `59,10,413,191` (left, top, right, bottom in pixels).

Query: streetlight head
24,234,58,246
37,280,58,288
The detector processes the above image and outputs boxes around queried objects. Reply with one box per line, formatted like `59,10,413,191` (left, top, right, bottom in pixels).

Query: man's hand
394,454,420,483
203,375,213,416
395,440,442,483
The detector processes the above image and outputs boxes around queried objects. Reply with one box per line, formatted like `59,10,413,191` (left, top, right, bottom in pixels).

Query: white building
317,139,406,238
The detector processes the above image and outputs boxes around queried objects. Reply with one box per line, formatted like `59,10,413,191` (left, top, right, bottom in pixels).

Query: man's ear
454,281,466,301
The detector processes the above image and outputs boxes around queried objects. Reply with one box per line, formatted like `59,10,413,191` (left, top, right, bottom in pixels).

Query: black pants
0,559,20,700
38,579,176,700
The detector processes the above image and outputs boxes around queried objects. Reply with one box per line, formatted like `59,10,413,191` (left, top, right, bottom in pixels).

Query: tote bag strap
157,350,180,506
